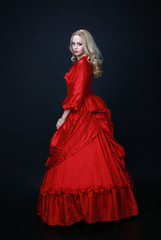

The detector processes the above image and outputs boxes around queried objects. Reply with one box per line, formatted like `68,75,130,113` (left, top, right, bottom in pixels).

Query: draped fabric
37,56,139,226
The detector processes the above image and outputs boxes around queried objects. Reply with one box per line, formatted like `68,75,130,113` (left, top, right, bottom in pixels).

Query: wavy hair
69,29,104,79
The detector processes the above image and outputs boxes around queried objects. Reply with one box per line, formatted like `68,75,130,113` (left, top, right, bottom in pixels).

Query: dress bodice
62,55,93,111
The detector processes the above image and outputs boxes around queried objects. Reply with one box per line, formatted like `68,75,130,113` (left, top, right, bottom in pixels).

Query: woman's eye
72,42,82,45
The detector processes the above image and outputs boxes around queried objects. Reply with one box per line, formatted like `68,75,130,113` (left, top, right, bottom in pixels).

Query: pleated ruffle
37,185,139,226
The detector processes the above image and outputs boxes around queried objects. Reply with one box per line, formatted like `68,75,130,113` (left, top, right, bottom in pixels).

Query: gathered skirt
36,94,139,226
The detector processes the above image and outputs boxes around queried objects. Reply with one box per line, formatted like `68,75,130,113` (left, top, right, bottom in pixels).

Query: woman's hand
56,117,65,129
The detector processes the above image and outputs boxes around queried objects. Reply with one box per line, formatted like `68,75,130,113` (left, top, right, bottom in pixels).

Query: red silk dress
36,55,139,226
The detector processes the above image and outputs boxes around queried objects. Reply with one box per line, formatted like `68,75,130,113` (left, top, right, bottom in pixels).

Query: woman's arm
61,60,91,112
61,108,71,120
56,108,71,129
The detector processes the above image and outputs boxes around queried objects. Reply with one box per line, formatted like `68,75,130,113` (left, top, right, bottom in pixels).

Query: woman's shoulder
76,56,92,69
68,56,92,74
77,55,90,64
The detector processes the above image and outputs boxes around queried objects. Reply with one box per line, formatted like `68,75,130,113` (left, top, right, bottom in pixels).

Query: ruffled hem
39,183,134,196
36,185,139,226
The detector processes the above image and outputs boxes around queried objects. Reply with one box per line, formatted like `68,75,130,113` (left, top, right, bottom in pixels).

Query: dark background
1,0,161,239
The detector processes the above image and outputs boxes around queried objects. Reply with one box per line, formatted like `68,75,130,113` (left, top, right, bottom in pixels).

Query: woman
36,29,139,226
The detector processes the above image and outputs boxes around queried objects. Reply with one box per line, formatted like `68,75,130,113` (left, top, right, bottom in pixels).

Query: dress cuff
61,95,81,112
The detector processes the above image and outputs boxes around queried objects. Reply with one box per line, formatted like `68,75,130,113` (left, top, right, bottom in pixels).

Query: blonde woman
37,29,139,226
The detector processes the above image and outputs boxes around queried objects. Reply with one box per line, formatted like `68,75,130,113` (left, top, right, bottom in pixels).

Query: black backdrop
1,0,161,234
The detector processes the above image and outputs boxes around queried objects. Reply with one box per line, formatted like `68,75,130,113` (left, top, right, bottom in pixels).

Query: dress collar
76,55,88,62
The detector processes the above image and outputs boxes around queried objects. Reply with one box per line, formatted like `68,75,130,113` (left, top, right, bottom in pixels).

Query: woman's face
72,35,86,59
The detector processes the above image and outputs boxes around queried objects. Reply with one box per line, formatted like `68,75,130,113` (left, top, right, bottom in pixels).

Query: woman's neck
77,54,87,61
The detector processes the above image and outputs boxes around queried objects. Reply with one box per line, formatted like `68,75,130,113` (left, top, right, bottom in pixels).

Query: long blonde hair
69,29,104,79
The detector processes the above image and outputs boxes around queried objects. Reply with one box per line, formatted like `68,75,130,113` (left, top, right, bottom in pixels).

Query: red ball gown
36,55,139,226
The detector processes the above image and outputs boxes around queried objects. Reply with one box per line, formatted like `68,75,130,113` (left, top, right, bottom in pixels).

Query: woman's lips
74,51,78,53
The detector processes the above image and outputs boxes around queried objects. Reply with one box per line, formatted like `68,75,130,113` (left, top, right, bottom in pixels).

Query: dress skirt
36,94,139,226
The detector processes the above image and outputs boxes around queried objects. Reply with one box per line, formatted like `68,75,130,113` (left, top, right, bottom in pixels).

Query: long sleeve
62,60,92,112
